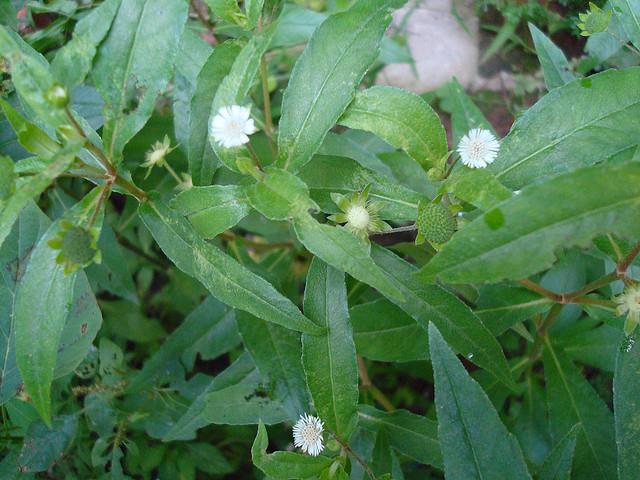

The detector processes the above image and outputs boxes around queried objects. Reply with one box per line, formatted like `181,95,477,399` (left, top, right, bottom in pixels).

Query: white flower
457,128,500,169
616,284,640,335
292,413,324,456
209,105,257,148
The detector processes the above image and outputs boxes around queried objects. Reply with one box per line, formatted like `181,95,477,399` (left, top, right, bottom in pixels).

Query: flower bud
416,203,457,244
45,83,69,108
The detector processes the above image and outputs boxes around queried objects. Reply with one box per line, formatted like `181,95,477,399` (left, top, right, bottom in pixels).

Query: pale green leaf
203,383,289,425
248,167,319,220
449,77,496,147
302,257,358,440
338,86,447,171
275,0,408,172
251,420,333,479
528,23,575,91
417,163,640,284
441,166,513,211
138,192,323,334
429,323,532,480
610,0,640,51
490,68,640,189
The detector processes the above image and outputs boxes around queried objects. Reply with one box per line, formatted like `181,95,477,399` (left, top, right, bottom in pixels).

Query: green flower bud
45,83,69,108
62,226,97,265
416,203,457,244
427,166,445,182
578,3,611,36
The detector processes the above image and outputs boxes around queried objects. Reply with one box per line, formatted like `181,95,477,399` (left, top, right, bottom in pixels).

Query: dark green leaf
139,192,323,334
490,68,640,189
371,424,393,478
236,311,310,420
302,257,358,440
338,86,447,171
429,323,532,480
17,415,78,472
275,0,407,172
357,405,443,469
350,299,429,362
528,23,575,91
298,155,428,220
93,0,188,160
543,338,616,480
171,185,251,238
417,163,640,284
536,424,580,480
252,420,333,479
188,40,242,185
614,329,640,480
441,166,513,212
449,77,496,147
203,383,289,425
370,244,515,389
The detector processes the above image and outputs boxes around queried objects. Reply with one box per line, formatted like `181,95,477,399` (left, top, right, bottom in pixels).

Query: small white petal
292,413,324,457
209,105,258,148
457,128,500,169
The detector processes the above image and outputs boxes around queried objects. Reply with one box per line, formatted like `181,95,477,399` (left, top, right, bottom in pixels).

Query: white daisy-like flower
616,284,640,335
209,105,257,148
292,413,324,456
457,128,500,169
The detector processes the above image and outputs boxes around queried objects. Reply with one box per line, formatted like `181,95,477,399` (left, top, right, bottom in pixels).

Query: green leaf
17,415,78,472
164,352,260,441
370,244,515,389
275,0,408,172
127,296,237,393
0,99,61,158
357,405,443,469
417,163,640,284
251,420,333,479
236,311,311,420
528,23,575,91
188,40,242,185
536,424,580,480
490,68,640,189
429,323,532,480
139,192,323,334
372,424,393,478
298,155,428,220
614,329,640,480
93,0,188,161
171,185,251,238
15,188,103,424
205,0,246,26
0,26,68,130
338,86,447,172
292,214,403,301
246,0,266,30
248,167,319,220
449,77,496,148
610,0,640,51
50,0,121,91
350,299,430,362
441,166,513,212
203,383,289,425
302,257,358,440
0,449,35,479
543,338,616,480
209,25,277,172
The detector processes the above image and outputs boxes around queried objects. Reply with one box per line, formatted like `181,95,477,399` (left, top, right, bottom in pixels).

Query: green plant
1,0,640,479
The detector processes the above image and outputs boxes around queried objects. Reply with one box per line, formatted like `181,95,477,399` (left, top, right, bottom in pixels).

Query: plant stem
607,30,640,57
563,271,618,302
88,182,113,229
245,143,264,172
329,431,376,480
617,238,640,277
528,303,562,362
260,55,277,158
442,154,460,180
517,278,562,302
357,356,395,412
190,0,218,42
218,230,295,250
368,224,418,236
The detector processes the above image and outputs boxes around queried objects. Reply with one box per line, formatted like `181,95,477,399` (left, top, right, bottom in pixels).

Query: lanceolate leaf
0,144,79,251
209,25,277,172
293,214,403,301
171,185,251,239
93,0,188,161
188,40,242,185
236,311,310,421
298,155,428,220
441,166,513,212
203,383,289,425
276,0,408,172
139,192,323,335
536,424,580,480
490,68,640,189
370,244,515,389
248,167,319,220
252,420,332,479
610,0,640,51
338,86,447,172
302,258,358,440
357,405,443,469
15,188,104,424
429,324,532,480
543,338,616,480
614,329,640,480
417,163,640,284
528,23,575,91
449,77,496,147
